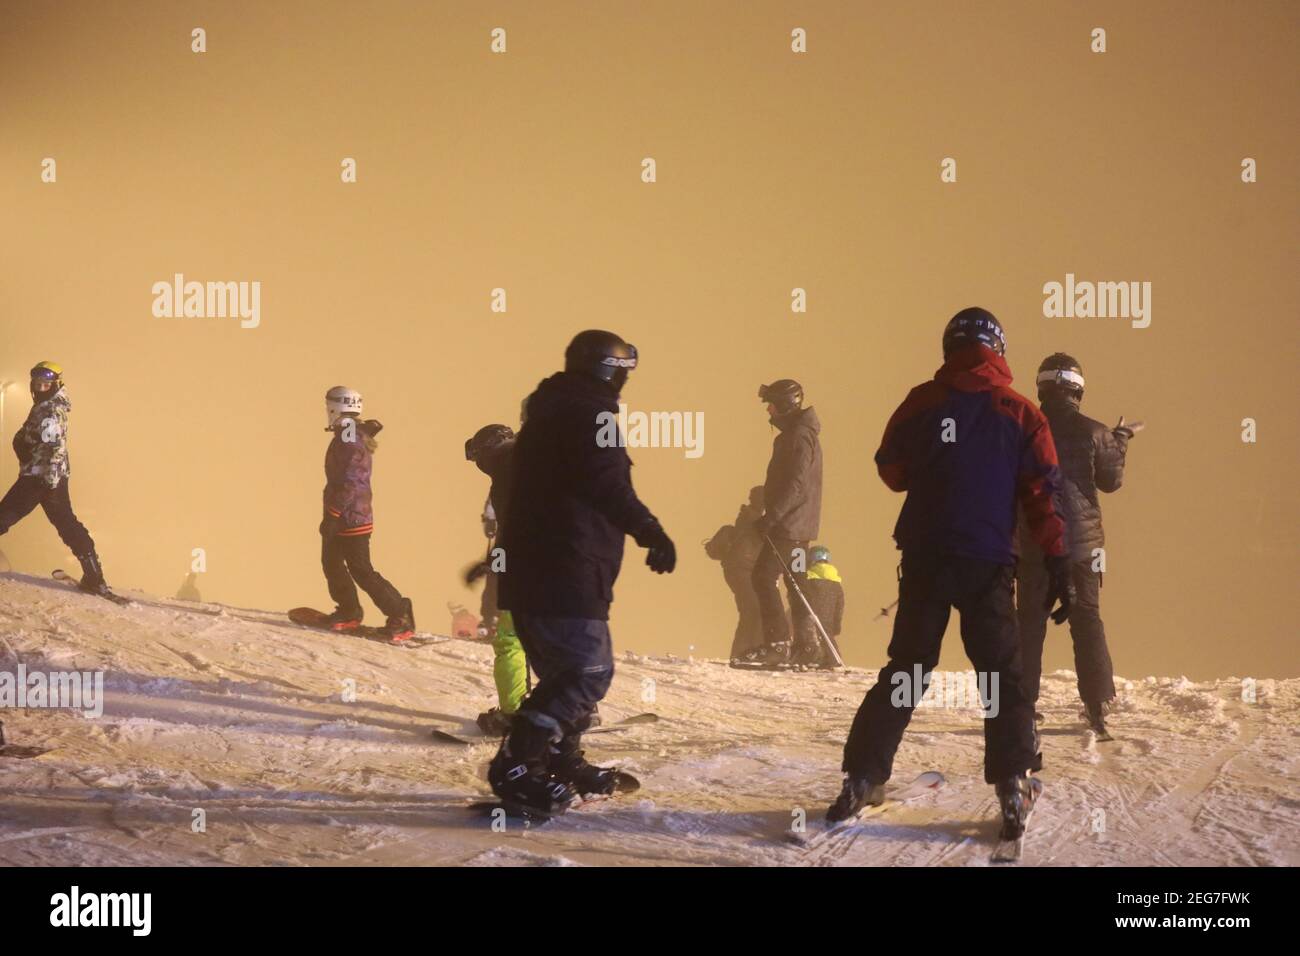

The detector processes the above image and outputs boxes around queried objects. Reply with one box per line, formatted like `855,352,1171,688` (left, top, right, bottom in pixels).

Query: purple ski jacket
323,419,382,535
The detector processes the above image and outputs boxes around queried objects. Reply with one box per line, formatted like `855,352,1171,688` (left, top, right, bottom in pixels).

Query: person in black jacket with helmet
1017,353,1141,739
743,379,824,666
491,329,676,817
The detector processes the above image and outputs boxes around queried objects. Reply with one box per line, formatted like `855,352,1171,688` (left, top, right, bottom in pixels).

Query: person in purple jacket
318,386,414,640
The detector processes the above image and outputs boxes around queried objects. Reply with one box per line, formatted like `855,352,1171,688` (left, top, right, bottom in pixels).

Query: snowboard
431,712,659,746
287,607,447,647
990,776,1043,864
52,569,131,606
786,771,946,848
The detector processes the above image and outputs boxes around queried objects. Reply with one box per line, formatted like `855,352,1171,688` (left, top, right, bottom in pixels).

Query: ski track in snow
0,572,1296,867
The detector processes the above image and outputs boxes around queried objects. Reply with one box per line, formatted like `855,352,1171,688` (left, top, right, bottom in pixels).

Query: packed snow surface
0,573,1295,866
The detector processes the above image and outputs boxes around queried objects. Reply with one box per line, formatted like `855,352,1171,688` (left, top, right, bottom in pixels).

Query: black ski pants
751,536,812,649
1016,558,1116,708
510,613,613,749
0,476,95,557
723,561,765,659
842,551,1037,785
321,532,405,619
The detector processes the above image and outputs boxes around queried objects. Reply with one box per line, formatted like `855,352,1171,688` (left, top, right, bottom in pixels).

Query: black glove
636,524,677,574
1043,554,1076,625
463,560,490,586
319,514,342,538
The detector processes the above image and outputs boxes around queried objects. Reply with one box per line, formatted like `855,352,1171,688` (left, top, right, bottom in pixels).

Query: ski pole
762,534,845,668
874,598,899,621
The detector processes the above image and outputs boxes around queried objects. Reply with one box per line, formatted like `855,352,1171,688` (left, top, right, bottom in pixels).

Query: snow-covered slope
0,572,1295,866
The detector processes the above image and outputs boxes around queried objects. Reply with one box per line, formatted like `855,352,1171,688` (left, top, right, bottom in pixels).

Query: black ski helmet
564,330,638,392
1036,352,1085,400
758,379,804,415
942,307,1006,358
465,423,516,461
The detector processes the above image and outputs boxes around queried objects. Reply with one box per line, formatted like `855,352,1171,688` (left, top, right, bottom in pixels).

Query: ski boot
75,550,110,595
737,641,793,667
384,598,416,643
994,773,1042,842
790,641,824,669
476,707,515,737
826,775,887,822
321,608,363,632
487,719,574,818
1082,700,1112,741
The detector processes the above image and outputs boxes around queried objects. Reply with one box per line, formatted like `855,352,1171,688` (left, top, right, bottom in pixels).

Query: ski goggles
1036,368,1085,390
600,347,637,370
31,367,59,382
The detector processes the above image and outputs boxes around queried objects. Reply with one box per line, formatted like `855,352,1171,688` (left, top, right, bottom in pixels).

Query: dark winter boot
994,773,1043,841
549,736,636,797
790,640,823,668
1082,700,1112,740
826,775,887,822
488,717,574,817
322,608,363,631
75,550,108,594
476,707,515,737
384,598,416,642
740,641,792,666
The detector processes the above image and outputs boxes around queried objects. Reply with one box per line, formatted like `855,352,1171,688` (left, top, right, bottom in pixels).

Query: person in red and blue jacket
826,308,1076,835
317,386,414,639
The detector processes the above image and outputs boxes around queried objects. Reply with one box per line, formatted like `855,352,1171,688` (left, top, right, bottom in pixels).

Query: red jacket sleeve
1017,403,1067,557
875,383,946,492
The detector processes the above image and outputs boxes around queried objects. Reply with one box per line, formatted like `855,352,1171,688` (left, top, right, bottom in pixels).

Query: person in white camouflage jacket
0,362,110,593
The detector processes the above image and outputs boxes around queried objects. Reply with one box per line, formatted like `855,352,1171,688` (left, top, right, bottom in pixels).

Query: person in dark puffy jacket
745,379,824,666
1016,353,1140,737
827,308,1074,832
317,386,414,639
492,330,676,817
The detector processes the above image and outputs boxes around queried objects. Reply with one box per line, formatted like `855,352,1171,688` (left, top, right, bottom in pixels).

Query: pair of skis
785,770,1038,864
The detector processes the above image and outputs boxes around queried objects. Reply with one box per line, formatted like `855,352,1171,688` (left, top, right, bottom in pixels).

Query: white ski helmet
325,385,363,429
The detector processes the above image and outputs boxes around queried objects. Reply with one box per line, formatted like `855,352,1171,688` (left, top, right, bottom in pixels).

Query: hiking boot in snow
826,775,887,822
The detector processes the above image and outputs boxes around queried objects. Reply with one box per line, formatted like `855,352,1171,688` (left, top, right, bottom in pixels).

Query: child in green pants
465,425,530,735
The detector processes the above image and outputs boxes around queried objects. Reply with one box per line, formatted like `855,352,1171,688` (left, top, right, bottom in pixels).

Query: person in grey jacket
743,379,824,666
1016,353,1141,737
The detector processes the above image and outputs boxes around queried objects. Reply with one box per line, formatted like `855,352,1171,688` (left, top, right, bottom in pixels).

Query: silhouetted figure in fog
176,572,202,603
704,486,768,660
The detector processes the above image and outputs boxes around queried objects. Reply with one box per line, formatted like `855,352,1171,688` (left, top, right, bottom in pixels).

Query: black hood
525,371,619,419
